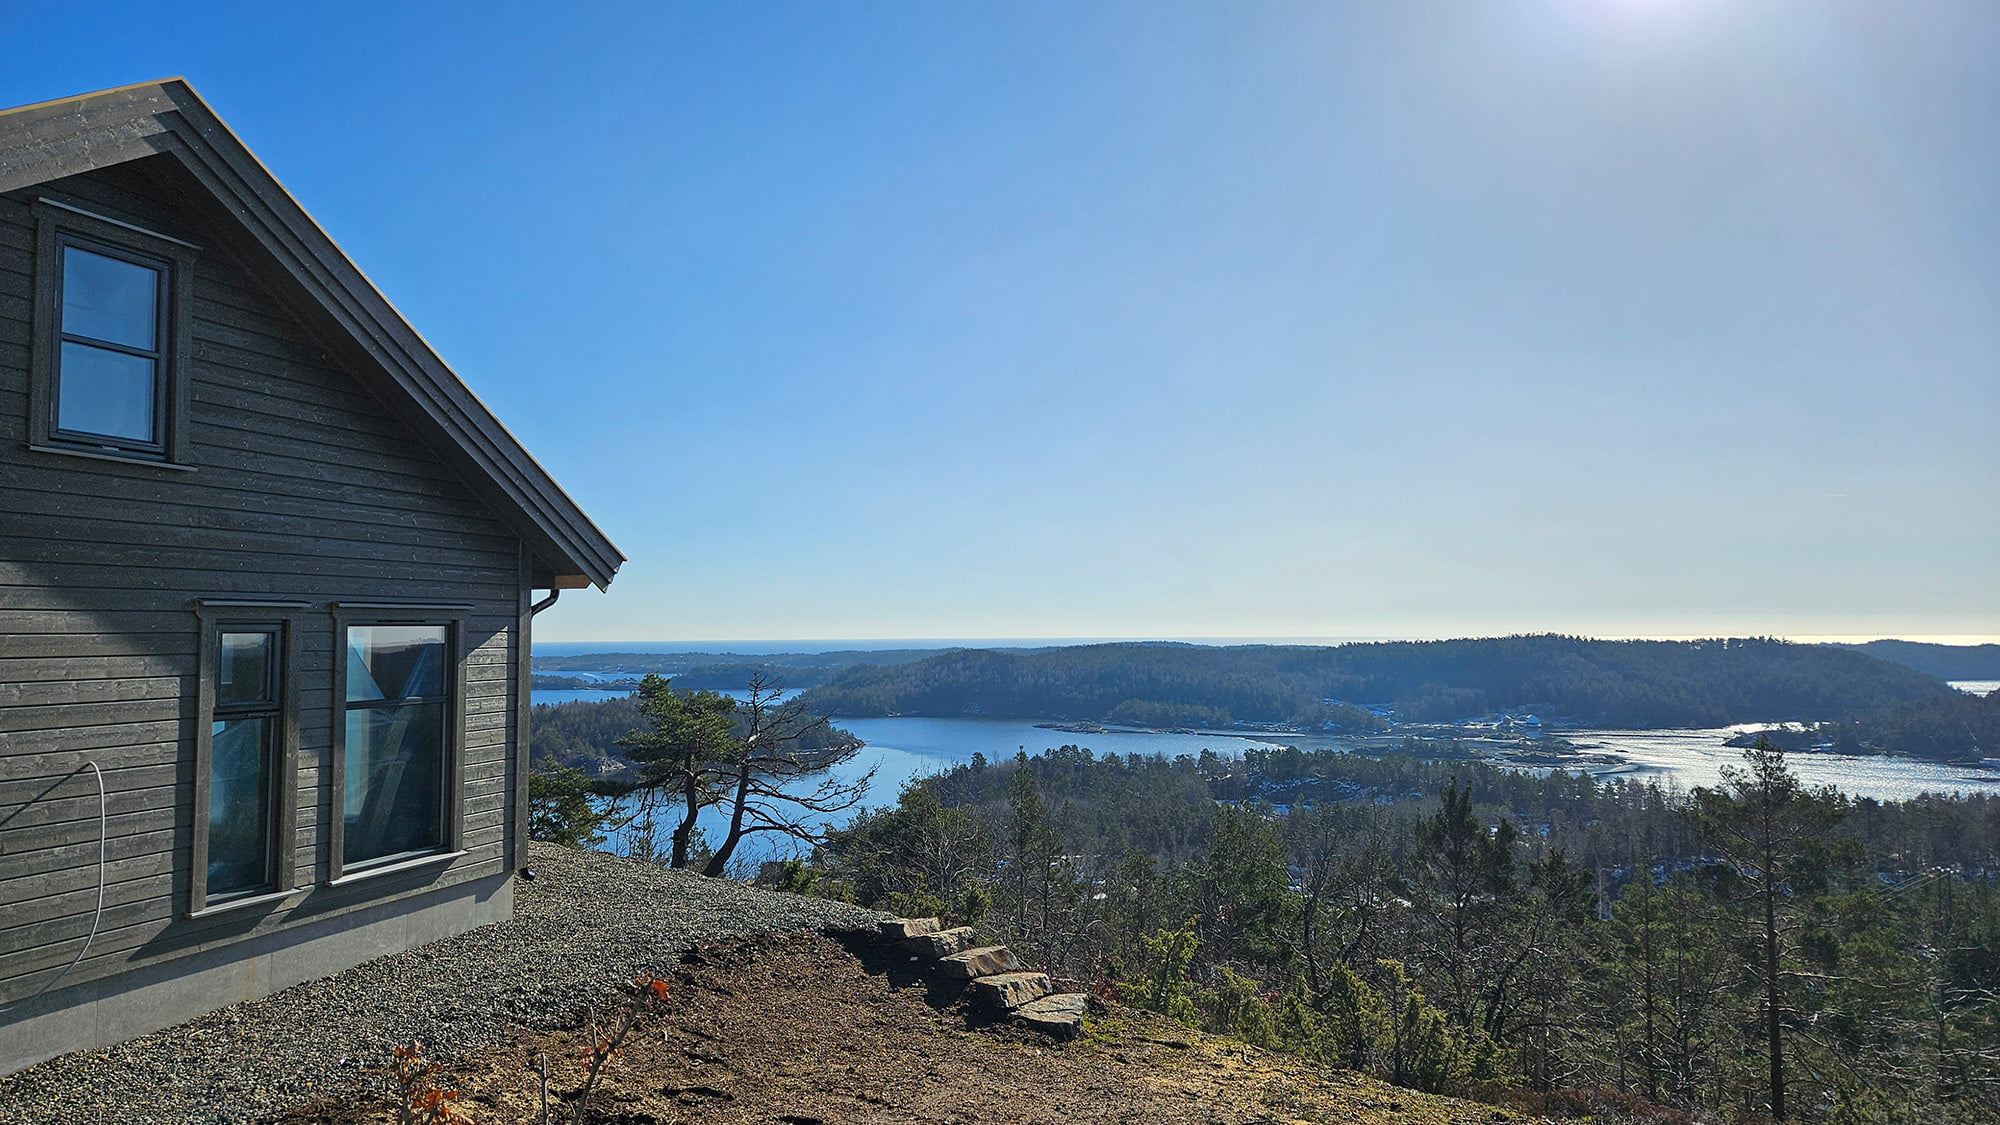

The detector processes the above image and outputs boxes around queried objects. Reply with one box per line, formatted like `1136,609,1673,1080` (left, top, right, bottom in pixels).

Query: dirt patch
270,931,1540,1125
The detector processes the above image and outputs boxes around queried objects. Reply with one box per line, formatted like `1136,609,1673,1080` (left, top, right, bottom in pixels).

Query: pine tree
1684,737,1848,1121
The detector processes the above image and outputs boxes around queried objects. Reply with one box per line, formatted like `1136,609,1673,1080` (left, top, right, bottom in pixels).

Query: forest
1815,689,2000,761
797,636,1954,731
792,743,2000,1124
1834,641,2000,681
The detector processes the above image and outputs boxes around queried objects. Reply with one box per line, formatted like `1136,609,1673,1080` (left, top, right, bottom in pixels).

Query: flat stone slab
967,971,1051,1010
879,917,941,940
1012,992,1089,1038
903,926,977,958
939,945,1020,979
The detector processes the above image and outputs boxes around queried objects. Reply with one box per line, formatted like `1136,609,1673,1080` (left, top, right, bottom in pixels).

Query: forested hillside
1834,639,2000,680
798,636,1952,728
805,744,2000,1124
1823,686,2000,759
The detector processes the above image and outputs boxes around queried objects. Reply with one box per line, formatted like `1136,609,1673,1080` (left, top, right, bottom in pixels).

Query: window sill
186,886,303,920
328,850,465,888
27,442,195,471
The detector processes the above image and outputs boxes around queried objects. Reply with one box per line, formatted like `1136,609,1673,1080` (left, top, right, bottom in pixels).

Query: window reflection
342,625,450,866
208,716,272,896
56,341,155,440
208,629,279,900
62,246,157,348
54,243,165,446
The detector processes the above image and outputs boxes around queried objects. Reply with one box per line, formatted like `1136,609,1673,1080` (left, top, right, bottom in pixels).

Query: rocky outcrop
880,917,943,940
903,926,978,958
968,972,1052,1011
940,945,1021,979
871,917,1090,1039
1012,992,1090,1039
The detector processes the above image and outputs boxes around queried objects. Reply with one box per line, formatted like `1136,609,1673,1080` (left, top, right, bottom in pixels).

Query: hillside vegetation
1834,639,2000,681
279,930,1553,1125
806,744,2000,1124
798,635,1952,728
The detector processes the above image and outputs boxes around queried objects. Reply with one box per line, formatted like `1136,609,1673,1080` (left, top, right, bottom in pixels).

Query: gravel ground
277,931,1537,1125
0,843,884,1125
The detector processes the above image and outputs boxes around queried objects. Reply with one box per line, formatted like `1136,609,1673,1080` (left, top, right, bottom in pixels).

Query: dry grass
272,930,1555,1125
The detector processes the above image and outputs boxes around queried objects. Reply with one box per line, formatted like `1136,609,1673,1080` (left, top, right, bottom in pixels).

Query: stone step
879,917,942,940
1012,992,1088,1039
902,926,977,958
966,971,1051,1010
938,945,1020,979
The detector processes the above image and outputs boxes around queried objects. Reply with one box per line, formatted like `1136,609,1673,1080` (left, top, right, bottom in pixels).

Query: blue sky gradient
7,1,1995,642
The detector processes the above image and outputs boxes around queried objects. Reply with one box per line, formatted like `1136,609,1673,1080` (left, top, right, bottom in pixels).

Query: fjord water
533,685,2000,814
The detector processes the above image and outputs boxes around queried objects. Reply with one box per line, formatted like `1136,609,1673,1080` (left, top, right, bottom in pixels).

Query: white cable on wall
0,760,108,1014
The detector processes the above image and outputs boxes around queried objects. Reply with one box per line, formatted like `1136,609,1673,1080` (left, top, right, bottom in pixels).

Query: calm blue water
532,636,1396,657
534,688,631,706
533,689,1360,867
533,687,800,706
532,688,2000,812
1566,727,2000,801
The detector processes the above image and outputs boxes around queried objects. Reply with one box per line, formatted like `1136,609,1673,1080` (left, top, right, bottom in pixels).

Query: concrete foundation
0,872,512,1077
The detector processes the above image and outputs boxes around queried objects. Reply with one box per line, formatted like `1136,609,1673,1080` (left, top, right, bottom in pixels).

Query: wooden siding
0,158,526,1004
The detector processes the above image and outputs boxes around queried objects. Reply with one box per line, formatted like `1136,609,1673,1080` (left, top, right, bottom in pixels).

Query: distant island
1833,639,2000,680
795,634,1949,725
533,636,1998,761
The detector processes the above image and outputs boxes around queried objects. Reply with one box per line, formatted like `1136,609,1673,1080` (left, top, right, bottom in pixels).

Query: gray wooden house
0,80,622,1073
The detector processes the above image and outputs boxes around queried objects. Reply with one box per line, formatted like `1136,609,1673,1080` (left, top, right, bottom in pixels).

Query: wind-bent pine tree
617,672,871,874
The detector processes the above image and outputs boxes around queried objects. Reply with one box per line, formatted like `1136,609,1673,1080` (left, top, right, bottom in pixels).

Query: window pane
345,625,448,702
63,246,158,349
343,701,444,863
217,631,276,706
57,341,157,441
209,717,272,896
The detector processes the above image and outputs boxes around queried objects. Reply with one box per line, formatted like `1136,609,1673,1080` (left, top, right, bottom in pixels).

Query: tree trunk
1764,877,1785,1120
669,772,701,868
1641,887,1658,1103
703,759,756,877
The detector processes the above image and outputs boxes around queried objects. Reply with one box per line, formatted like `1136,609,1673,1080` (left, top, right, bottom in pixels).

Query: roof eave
0,79,624,590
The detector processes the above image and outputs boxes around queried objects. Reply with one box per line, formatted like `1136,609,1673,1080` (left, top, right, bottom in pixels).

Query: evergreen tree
1684,738,1849,1120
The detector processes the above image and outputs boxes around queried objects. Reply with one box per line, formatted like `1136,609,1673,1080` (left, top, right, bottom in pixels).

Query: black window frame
28,200,196,466
190,604,303,916
328,607,468,882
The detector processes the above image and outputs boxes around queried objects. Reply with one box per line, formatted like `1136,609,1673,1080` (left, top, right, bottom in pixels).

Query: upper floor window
54,241,170,447
29,201,195,464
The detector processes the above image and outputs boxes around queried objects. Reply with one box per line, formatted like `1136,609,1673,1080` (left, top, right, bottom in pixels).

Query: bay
1560,728,2000,802
532,688,2000,808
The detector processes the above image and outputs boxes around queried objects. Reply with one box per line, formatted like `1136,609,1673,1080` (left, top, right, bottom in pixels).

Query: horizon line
533,632,2000,649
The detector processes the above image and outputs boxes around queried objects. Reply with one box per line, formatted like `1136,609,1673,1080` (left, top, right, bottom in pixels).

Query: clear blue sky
8,1,1995,643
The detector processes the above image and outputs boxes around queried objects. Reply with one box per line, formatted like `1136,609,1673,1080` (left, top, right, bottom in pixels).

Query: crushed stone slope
278,929,1551,1125
0,844,881,1125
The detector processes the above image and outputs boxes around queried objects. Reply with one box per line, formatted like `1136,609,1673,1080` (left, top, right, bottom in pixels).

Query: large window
29,202,194,463
337,622,461,871
191,609,299,913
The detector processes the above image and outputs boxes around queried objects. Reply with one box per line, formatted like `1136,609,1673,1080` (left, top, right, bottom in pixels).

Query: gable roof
0,79,623,590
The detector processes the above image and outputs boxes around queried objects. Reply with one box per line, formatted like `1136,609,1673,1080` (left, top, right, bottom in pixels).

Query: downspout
518,587,562,881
